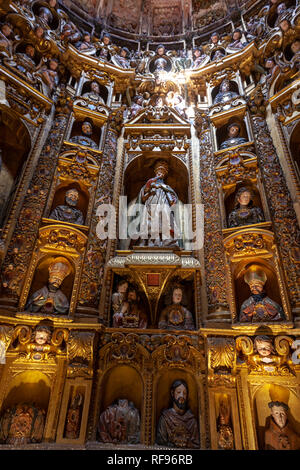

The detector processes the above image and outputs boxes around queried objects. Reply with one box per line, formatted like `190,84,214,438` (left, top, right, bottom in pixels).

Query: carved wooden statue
264,401,300,450
132,161,180,248
220,122,247,150
0,404,45,444
50,188,84,225
70,121,98,150
98,398,140,444
158,285,195,330
26,257,72,315
156,380,199,448
239,266,285,322
228,187,265,227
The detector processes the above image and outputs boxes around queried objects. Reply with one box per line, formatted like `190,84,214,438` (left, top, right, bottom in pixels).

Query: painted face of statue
238,190,251,206
90,81,100,94
255,339,273,357
118,281,128,294
34,330,49,345
128,290,137,302
249,280,264,295
66,189,79,207
271,405,288,429
233,31,242,41
228,125,240,138
49,60,58,71
279,20,290,32
173,384,187,410
25,45,35,58
103,35,110,46
172,288,183,305
211,34,219,44
82,122,93,135
291,41,300,54
221,81,230,92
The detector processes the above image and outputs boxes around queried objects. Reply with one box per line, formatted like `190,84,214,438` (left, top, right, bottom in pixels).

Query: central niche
121,154,189,250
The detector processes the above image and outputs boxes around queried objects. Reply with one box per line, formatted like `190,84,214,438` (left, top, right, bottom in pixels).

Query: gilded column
0,90,73,306
76,108,124,316
249,110,300,318
196,110,230,323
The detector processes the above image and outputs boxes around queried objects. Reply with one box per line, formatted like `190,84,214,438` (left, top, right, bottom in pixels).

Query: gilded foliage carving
67,330,95,377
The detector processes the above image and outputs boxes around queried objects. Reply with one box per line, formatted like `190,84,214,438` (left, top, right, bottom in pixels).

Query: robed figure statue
130,161,181,248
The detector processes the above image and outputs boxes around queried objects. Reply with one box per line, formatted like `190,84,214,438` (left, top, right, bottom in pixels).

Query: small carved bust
98,398,141,444
192,47,207,69
69,121,98,149
220,122,247,150
158,286,195,330
156,380,199,448
49,188,84,225
228,29,247,50
228,187,265,227
82,81,105,104
265,401,300,450
214,79,239,104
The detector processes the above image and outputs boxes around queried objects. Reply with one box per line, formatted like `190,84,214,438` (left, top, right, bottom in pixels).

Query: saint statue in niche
49,188,85,225
0,404,45,444
217,397,234,450
239,265,285,323
98,398,140,444
220,122,247,150
227,187,265,228
264,401,300,450
26,257,72,315
69,121,98,150
213,79,239,104
158,285,194,330
156,380,199,448
82,81,105,105
131,160,181,248
112,284,147,329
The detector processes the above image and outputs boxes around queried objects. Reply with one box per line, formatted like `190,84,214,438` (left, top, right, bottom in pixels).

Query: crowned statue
239,265,285,323
228,187,265,228
26,257,72,315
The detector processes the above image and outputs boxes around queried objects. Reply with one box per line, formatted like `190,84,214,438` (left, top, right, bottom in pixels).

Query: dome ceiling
61,0,250,38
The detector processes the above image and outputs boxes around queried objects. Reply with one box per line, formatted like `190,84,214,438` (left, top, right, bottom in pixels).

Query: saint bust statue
98,398,140,444
158,285,195,330
132,160,181,248
69,121,98,150
82,81,105,105
49,188,84,225
264,401,300,450
214,79,239,104
228,187,265,228
220,122,247,150
26,257,72,315
239,265,285,323
156,380,199,448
